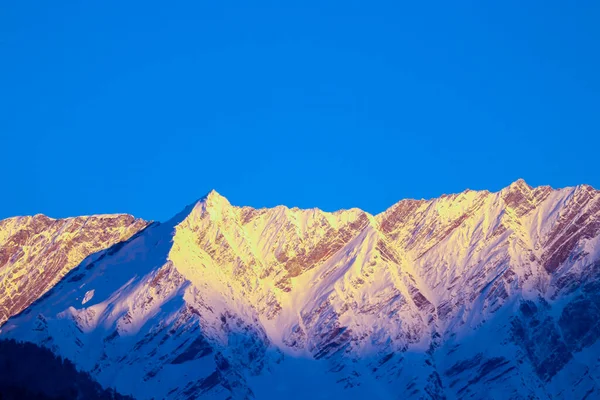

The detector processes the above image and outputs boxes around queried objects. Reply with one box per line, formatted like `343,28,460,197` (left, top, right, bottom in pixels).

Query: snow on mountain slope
0,214,148,325
2,181,600,399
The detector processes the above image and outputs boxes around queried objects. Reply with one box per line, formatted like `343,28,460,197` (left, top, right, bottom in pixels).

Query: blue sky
1,1,599,221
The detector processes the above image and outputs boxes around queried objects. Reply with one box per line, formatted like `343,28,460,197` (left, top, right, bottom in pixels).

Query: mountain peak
204,188,221,198
174,189,232,224
202,189,230,207
507,178,532,192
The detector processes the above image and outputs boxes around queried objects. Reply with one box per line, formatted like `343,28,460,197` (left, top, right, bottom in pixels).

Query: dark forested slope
0,339,132,400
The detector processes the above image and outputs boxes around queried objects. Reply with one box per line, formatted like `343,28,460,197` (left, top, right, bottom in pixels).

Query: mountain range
1,179,600,400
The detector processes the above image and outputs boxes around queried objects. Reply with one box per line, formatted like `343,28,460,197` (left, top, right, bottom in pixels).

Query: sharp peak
501,178,571,193
201,189,228,202
192,189,231,210
508,178,532,190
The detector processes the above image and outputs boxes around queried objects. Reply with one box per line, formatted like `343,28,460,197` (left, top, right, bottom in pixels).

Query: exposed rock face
2,181,600,399
0,214,148,324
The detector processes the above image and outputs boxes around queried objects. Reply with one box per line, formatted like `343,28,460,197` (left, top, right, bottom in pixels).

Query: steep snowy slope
0,214,148,324
2,181,600,399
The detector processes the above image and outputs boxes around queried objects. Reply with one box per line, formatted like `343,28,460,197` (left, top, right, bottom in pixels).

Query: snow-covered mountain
2,180,600,399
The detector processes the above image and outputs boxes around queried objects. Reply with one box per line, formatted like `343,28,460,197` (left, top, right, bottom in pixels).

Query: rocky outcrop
0,214,148,325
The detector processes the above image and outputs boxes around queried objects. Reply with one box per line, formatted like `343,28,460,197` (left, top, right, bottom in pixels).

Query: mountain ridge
2,179,600,399
4,178,594,223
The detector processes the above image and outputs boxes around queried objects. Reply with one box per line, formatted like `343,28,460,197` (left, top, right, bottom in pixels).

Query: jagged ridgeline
1,181,600,399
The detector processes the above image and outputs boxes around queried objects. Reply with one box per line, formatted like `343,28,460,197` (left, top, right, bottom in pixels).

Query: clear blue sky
1,1,599,221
